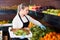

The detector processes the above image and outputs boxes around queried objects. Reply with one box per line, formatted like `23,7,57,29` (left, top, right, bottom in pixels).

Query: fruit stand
0,23,12,40
28,6,60,40
42,9,60,29
28,22,60,40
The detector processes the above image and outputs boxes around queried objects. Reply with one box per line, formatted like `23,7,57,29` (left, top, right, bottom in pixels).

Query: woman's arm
26,15,46,29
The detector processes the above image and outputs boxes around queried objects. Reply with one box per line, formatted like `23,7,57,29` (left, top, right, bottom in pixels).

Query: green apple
47,12,51,14
47,9,51,12
50,13,54,15
42,11,48,13
54,10,59,13
54,13,58,16
50,9,54,13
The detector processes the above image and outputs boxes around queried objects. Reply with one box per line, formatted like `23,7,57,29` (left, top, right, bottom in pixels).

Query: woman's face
20,7,29,15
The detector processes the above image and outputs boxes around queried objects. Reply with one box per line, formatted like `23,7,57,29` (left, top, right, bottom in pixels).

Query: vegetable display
40,32,60,40
42,9,60,16
30,25,54,40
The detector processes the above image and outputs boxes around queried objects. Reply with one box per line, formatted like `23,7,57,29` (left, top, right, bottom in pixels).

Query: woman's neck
19,13,25,17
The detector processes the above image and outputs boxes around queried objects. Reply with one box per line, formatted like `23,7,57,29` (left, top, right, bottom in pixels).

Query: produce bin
43,14,60,29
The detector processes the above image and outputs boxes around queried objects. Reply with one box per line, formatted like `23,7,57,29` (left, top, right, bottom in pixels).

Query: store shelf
43,13,60,29
43,13,60,17
0,23,12,27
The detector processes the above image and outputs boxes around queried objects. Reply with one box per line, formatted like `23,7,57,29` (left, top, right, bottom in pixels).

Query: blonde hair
17,3,29,14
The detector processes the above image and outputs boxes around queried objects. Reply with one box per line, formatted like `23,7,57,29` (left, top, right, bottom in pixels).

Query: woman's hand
39,25,46,30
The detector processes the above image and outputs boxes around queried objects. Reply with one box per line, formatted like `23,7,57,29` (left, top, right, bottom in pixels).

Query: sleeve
26,15,46,29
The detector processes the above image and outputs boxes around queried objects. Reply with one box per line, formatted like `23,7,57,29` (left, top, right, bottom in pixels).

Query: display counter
0,23,12,40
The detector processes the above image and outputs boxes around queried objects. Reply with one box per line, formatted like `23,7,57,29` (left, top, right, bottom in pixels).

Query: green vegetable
14,30,28,36
42,9,60,16
30,25,44,40
30,25,54,40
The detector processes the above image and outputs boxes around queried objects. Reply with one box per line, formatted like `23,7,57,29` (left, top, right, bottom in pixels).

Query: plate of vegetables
9,28,32,39
10,28,30,36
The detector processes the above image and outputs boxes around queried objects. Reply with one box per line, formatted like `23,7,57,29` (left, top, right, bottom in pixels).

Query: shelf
0,23,12,27
43,13,60,17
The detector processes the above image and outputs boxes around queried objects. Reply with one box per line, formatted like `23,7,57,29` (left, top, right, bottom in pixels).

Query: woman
12,3,46,40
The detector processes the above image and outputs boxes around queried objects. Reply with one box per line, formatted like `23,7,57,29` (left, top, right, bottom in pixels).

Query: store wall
0,0,29,6
0,0,30,20
31,0,60,9
0,0,60,20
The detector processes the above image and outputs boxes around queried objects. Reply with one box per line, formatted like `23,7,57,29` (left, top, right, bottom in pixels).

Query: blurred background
0,0,60,40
